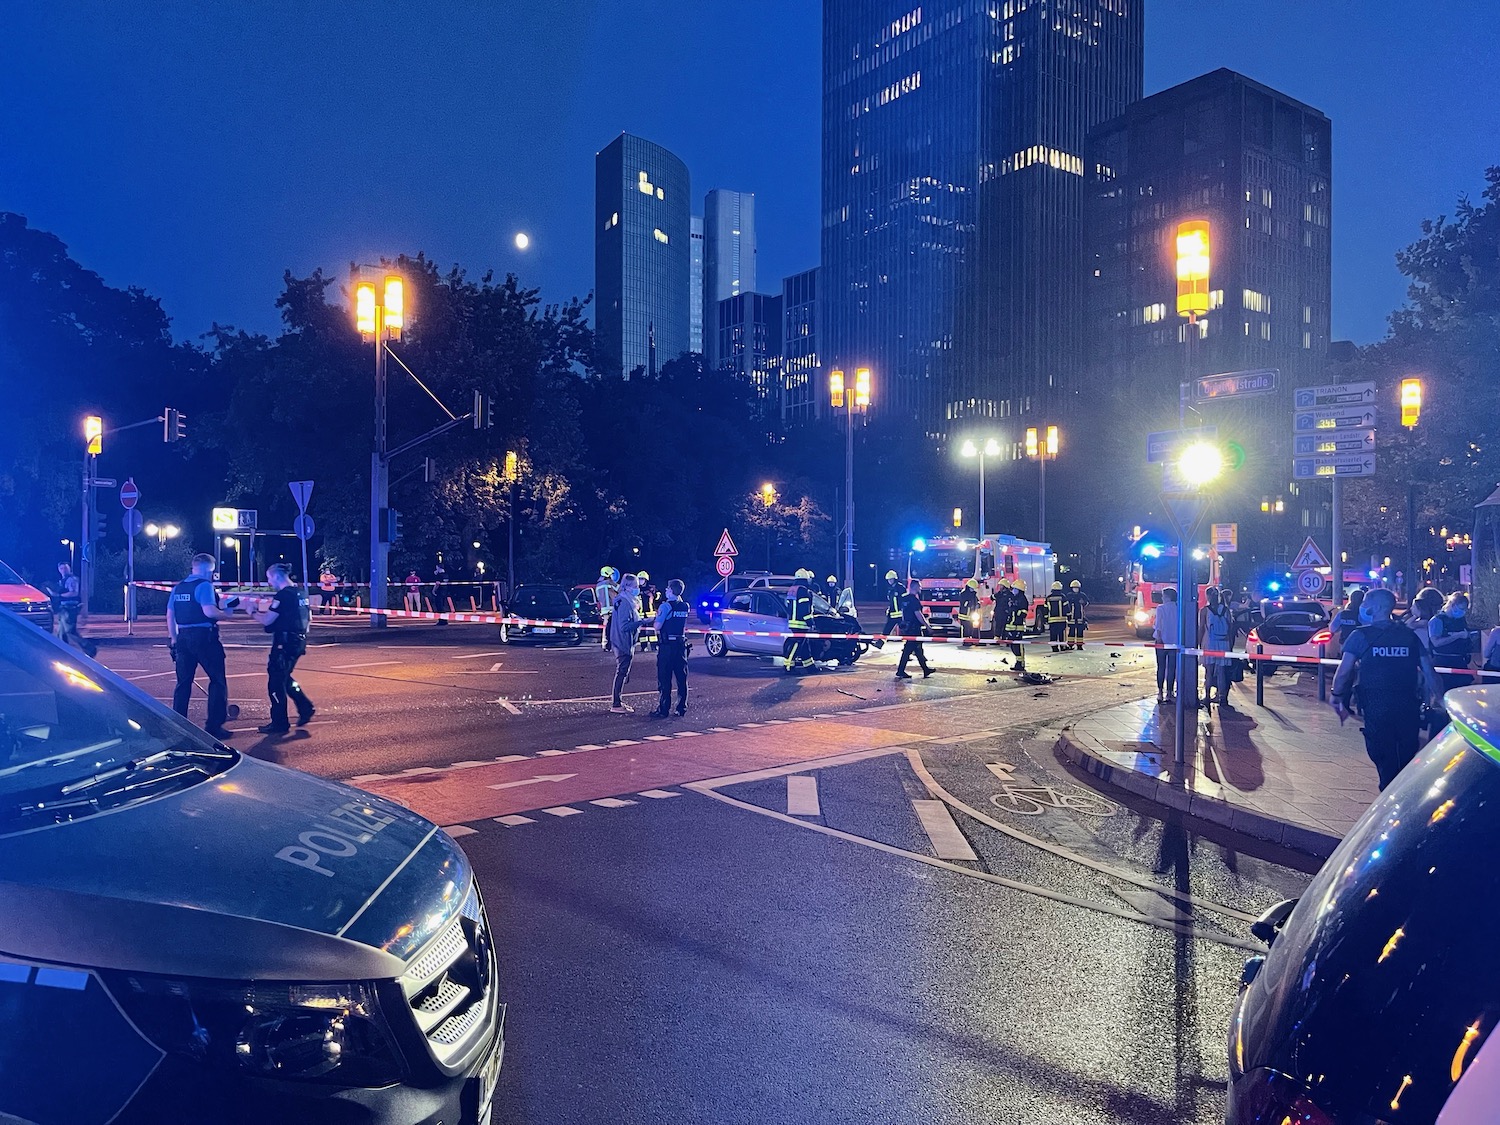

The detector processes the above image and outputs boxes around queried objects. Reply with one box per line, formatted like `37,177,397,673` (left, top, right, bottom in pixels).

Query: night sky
3,1,1495,347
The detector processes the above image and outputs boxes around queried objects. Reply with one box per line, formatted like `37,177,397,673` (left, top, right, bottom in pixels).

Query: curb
1055,728,1341,860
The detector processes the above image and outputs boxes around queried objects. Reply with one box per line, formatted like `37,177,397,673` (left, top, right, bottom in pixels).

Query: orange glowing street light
1401,378,1422,428
1176,220,1211,321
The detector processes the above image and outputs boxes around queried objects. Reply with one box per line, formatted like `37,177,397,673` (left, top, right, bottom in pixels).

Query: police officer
251,563,315,735
958,578,981,641
1331,588,1444,789
168,552,233,738
596,566,619,650
895,579,935,679
878,569,903,649
1044,581,1069,652
785,569,816,673
1065,579,1090,650
50,562,96,656
1003,579,1030,671
649,578,690,718
1429,591,1481,694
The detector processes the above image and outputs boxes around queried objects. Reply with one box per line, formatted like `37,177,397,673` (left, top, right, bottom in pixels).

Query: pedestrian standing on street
403,570,422,613
250,563,315,735
649,579,690,718
607,572,641,713
318,565,337,615
895,579,935,680
1152,587,1180,703
1429,591,1481,694
168,553,233,739
1043,582,1068,652
1003,579,1030,672
50,562,96,656
877,569,903,649
596,566,619,650
432,559,449,623
1065,579,1090,650
1199,586,1235,708
1331,588,1444,790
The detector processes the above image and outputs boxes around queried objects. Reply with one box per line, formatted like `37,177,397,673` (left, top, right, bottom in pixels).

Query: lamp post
829,368,871,591
143,522,180,550
760,482,777,569
223,536,242,586
1171,440,1223,764
960,438,1001,538
1024,425,1060,542
353,267,406,626
504,450,519,600
61,539,75,569
1401,377,1423,603
1175,220,1211,428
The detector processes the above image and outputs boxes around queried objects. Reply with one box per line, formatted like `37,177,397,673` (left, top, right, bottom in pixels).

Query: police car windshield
0,612,229,800
911,550,974,580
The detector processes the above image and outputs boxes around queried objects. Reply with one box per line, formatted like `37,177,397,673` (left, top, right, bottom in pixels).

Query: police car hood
0,755,472,981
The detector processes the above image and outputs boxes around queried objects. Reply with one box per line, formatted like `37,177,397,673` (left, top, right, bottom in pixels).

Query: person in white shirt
1151,587,1181,704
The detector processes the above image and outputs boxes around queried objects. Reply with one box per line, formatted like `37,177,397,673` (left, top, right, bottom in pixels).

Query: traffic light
423,456,437,484
472,391,495,429
163,407,187,442
92,508,107,544
381,508,404,544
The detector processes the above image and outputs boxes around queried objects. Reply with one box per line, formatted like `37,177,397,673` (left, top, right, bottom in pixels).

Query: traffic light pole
80,453,94,616
370,315,390,628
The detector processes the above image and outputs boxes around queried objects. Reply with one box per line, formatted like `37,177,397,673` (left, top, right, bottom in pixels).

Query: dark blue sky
3,1,1495,347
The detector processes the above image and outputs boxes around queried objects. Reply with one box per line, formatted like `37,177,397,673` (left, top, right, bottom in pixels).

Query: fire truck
1124,541,1212,636
907,534,1054,636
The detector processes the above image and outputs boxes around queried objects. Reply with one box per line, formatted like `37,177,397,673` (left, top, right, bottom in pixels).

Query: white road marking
671,730,702,737
707,727,733,733
494,754,530,763
400,766,440,775
763,719,791,725
536,749,569,757
453,651,509,659
540,806,582,818
490,698,522,714
738,722,764,728
639,789,681,799
786,775,821,817
911,799,979,861
103,667,147,673
442,825,478,838
575,744,606,751
129,671,176,681
692,745,912,789
495,814,536,827
330,660,403,670
643,735,672,742
486,773,576,792
590,798,636,809
519,691,656,705
348,773,390,783
449,761,492,769
453,670,540,675
608,739,641,746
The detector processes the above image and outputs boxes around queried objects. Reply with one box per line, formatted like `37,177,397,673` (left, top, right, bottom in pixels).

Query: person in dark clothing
1043,582,1068,652
784,569,817,673
1428,592,1481,694
1331,588,1444,789
895,580,934,680
1002,580,1030,671
250,564,315,735
876,569,903,650
648,579,690,718
168,553,233,739
50,562,96,656
958,579,981,641
1065,580,1089,650
1330,588,1365,646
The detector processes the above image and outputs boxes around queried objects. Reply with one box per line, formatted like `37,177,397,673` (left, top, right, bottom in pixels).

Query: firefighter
595,566,619,650
1044,581,1069,652
784,569,816,673
1003,579,1030,672
824,575,842,606
1065,579,1090,650
958,578,981,642
877,568,903,649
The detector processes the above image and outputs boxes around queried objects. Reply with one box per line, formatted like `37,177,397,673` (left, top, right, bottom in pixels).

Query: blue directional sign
1194,369,1279,401
1293,454,1376,479
1146,426,1217,464
1294,429,1375,456
1294,406,1376,432
1293,381,1375,409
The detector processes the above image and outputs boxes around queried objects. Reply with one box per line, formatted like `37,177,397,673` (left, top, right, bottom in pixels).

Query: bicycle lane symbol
985,761,1118,818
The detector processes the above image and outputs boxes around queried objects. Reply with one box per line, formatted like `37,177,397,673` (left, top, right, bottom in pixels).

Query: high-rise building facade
594,133,692,377
717,292,783,406
781,267,820,425
690,215,705,355
821,0,1141,427
702,189,757,370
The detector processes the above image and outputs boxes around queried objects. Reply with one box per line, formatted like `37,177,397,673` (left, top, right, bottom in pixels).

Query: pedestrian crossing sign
714,528,738,557
1291,536,1329,570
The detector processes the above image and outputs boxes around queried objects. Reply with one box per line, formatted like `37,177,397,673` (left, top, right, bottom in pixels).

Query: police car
0,608,505,1124
0,558,53,631
1227,685,1500,1124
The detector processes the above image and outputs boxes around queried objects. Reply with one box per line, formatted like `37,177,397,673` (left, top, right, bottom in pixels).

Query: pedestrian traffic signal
163,407,187,442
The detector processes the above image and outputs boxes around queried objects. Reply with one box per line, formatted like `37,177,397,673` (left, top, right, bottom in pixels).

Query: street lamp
60,539,75,568
504,450,520,598
1170,439,1223,763
960,437,1001,538
143,522,180,550
223,536,242,586
761,482,776,508
1024,425,1060,541
353,265,406,626
829,367,871,591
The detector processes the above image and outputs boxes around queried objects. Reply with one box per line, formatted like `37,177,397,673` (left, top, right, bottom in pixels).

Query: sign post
714,528,738,581
1293,383,1376,609
120,478,140,633
289,481,315,597
1160,490,1210,767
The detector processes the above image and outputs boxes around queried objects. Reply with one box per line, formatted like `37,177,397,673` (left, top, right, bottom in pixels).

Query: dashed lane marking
443,825,478,838
491,699,522,715
639,789,681,799
541,806,582,818
609,739,641,746
643,735,672,742
671,730,702,737
536,749,569,757
576,744,606,751
911,799,979,861
495,815,536,827
453,651,509,659
590,797,637,809
786,775,821,817
330,660,403,670
495,754,529,763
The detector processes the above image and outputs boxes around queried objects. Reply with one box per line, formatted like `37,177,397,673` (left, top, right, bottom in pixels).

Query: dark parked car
1227,685,1500,1124
569,583,603,629
501,584,583,644
0,608,505,1124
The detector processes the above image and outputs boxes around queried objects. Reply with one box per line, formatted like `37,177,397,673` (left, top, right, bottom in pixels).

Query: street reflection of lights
1365,888,1378,901
1452,1020,1483,1082
1378,927,1405,964
1390,1074,1413,1112
1429,799,1455,825
1444,751,1465,772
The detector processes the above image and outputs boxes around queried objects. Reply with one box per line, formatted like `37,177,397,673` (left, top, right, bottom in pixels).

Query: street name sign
1293,454,1376,479
1194,369,1279,400
1293,381,1376,409
1294,429,1375,456
1146,426,1216,464
1291,537,1330,570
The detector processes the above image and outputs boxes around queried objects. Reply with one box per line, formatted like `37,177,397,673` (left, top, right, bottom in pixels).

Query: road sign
122,510,144,537
1146,426,1217,464
1212,523,1238,553
1293,381,1376,409
713,528,738,557
1194,369,1279,401
1294,406,1376,432
1159,492,1209,543
715,555,735,578
289,480,314,511
1296,569,1327,596
293,514,316,541
1291,536,1330,570
119,478,139,510
1294,429,1375,456
1293,454,1376,479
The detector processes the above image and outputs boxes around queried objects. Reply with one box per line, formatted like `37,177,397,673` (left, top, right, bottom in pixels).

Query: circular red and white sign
119,478,140,510
715,555,735,577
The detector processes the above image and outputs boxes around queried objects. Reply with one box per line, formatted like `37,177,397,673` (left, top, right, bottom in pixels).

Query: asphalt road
95,611,1315,1124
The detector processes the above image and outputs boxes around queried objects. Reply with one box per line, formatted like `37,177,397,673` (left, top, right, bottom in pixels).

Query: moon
514,232,531,251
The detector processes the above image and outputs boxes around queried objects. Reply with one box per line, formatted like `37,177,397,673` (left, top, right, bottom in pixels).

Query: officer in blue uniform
251,563,315,735
1331,588,1443,789
167,553,233,738
649,579,690,718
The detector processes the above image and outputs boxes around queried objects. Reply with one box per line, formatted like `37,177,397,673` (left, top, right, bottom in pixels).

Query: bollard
1255,644,1265,707
1316,642,1327,701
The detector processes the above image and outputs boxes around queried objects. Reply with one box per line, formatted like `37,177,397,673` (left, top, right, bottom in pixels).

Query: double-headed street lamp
353,268,406,626
143,521,181,550
829,367,871,591
1024,425,1060,542
960,438,1001,538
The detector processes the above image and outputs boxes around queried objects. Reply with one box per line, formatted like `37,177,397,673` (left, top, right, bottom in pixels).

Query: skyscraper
702,189,756,370
821,1,1141,426
716,291,783,405
781,267,820,425
594,133,692,377
690,215,705,355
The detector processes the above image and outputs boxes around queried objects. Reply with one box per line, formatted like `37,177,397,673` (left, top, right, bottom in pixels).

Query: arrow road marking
986,762,1017,780
486,773,577,792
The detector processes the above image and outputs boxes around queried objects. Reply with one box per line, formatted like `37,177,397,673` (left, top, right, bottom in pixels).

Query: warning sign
1290,536,1330,570
713,528,738,557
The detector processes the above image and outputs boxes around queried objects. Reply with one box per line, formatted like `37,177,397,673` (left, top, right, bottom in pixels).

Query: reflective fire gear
1044,589,1069,652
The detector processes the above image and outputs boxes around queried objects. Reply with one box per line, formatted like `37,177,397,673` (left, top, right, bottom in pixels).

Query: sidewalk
1058,674,1381,859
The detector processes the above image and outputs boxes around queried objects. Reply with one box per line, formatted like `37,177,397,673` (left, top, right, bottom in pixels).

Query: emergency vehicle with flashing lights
1123,540,1211,637
906,534,1054,637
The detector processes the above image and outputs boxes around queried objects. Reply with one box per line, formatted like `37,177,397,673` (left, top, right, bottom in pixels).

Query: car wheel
705,632,728,658
568,628,582,646
500,623,512,644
